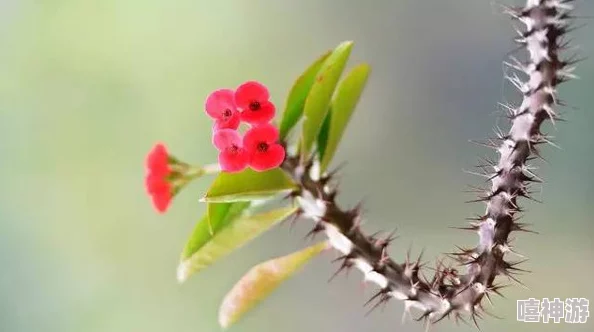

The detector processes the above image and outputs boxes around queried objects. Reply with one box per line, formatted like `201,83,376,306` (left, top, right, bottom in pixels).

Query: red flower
234,81,275,125
205,89,241,130
213,129,249,173
243,124,285,172
144,143,172,213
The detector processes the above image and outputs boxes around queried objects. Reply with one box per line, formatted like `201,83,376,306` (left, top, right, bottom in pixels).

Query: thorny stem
281,0,578,327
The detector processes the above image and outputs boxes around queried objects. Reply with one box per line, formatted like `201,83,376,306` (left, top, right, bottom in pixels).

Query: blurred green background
1,0,592,331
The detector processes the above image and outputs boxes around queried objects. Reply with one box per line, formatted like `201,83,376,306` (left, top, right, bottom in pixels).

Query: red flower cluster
144,143,172,213
205,81,285,173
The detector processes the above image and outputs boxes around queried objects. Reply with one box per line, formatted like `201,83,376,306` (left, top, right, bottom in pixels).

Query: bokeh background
1,0,593,331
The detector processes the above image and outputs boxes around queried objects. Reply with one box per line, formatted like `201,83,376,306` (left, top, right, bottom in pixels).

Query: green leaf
208,202,250,230
316,107,332,161
218,241,329,329
319,63,371,172
202,168,297,203
180,202,251,262
300,41,353,157
206,202,250,235
279,50,332,140
178,206,298,283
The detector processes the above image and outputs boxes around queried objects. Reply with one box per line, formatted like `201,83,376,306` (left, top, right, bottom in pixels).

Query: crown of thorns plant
143,0,583,329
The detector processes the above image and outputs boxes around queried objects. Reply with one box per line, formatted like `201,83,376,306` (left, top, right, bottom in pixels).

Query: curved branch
282,0,576,326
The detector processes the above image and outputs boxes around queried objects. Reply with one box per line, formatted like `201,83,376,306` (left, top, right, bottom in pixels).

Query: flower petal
152,190,172,213
213,129,243,151
249,144,285,172
146,143,169,175
243,124,280,152
145,173,172,213
205,89,237,120
240,101,275,125
234,81,270,109
219,149,249,173
145,173,168,195
213,111,241,130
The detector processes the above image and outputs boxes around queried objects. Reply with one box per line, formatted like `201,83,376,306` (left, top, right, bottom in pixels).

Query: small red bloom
205,89,241,130
144,143,172,213
243,124,285,172
213,129,249,173
234,81,275,125
146,143,169,176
